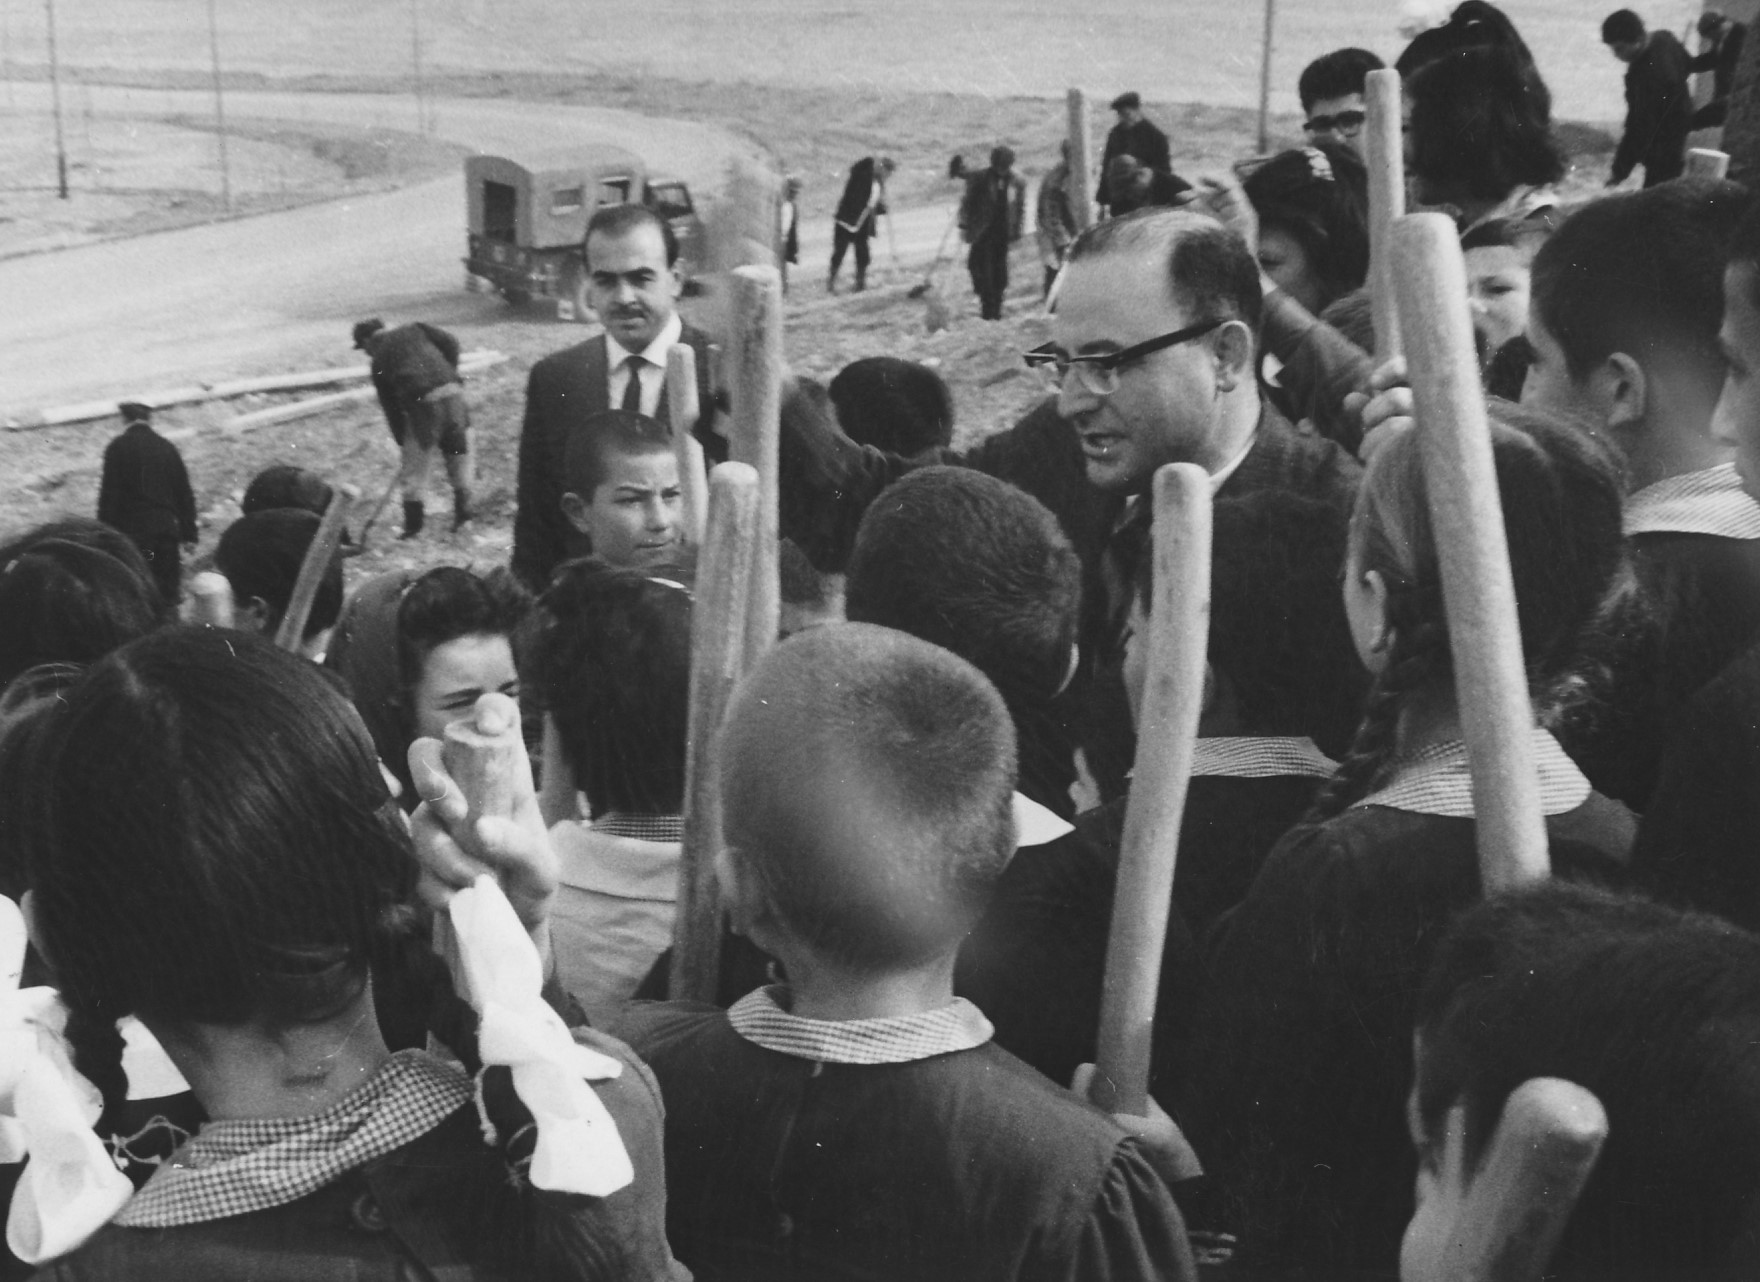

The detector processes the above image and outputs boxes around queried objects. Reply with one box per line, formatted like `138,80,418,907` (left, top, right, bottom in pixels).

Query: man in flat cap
959,145,1026,319
97,401,197,603
353,316,473,538
1097,91,1171,215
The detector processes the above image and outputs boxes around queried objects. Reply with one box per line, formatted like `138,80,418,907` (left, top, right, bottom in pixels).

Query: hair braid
1307,586,1450,822
62,996,128,1120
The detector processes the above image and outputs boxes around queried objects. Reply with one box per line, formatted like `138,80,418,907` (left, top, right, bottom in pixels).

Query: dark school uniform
611,987,1197,1282
96,419,197,603
1184,732,1634,1278
956,736,1337,1101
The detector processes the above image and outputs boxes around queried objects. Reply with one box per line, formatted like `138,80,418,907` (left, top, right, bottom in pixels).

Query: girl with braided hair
16,627,680,1280
1182,403,1637,1277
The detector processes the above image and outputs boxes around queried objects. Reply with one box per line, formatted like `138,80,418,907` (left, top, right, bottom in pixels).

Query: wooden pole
1090,463,1211,1116
725,266,783,667
1686,147,1731,179
536,712,578,830
272,483,356,651
1255,0,1277,155
205,0,231,212
1440,1078,1607,1281
1365,68,1405,363
1067,88,1096,231
43,0,66,199
1391,213,1549,892
667,344,709,546
670,462,761,1003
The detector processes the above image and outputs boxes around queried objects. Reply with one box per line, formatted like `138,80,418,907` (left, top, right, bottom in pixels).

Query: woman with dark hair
17,627,679,1277
0,526,167,691
1405,44,1566,232
1243,142,1370,317
531,559,693,1020
212,508,343,658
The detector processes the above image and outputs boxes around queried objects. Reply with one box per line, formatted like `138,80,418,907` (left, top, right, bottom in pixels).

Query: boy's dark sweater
1184,799,1635,1278
1633,640,1760,931
955,772,1324,1101
610,1000,1197,1282
1562,530,1760,807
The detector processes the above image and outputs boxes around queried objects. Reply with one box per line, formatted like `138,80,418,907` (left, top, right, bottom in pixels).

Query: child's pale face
1464,245,1532,358
567,451,683,569
411,633,519,742
1712,262,1760,503
1258,227,1326,316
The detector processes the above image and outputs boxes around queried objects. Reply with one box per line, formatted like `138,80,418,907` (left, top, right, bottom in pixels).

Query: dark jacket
35,1031,682,1282
1097,118,1171,206
833,158,887,237
610,1002,1198,1282
368,322,462,443
1689,22,1746,102
511,325,719,592
1186,800,1634,1275
97,421,197,545
960,167,1027,245
1612,30,1692,184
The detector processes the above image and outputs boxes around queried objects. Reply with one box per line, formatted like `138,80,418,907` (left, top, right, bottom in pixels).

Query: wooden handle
1392,213,1549,891
441,690,532,836
536,711,579,829
1091,463,1212,1116
667,344,710,547
1443,1078,1607,1282
1365,68,1406,364
273,482,357,651
1686,147,1731,179
670,462,761,1003
1067,88,1096,231
726,266,783,668
186,571,234,628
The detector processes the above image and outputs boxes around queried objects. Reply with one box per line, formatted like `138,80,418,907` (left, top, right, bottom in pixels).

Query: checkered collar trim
1624,463,1760,539
1353,728,1589,818
1192,736,1338,780
115,1050,470,1227
590,812,684,843
727,985,993,1065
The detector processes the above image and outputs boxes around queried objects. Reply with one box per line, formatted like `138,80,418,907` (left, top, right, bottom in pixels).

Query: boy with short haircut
1525,177,1760,806
559,409,684,574
1297,47,1385,158
611,624,1197,1282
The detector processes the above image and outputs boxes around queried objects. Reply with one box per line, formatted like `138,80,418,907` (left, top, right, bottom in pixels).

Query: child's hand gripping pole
1438,1078,1607,1282
1392,213,1549,891
1090,463,1212,1117
185,570,234,628
1365,68,1406,364
667,344,710,547
727,265,783,667
273,482,357,651
670,463,761,1004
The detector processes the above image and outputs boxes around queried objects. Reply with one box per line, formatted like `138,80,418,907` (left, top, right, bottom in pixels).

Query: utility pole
411,0,426,133
1255,0,1277,154
44,0,67,198
206,0,232,211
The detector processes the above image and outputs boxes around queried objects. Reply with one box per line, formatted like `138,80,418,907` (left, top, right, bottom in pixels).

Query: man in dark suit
959,146,1026,320
1603,9,1692,187
1096,92,1171,215
97,401,197,604
512,203,719,592
828,156,894,293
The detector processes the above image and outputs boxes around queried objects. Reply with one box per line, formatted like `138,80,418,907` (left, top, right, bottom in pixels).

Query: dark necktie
620,355,647,414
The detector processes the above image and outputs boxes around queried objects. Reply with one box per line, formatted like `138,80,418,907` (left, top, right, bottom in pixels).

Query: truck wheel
503,286,531,307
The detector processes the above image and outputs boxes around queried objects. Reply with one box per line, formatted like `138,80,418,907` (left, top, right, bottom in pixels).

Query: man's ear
716,846,763,939
235,595,272,636
1211,319,1256,392
665,263,684,302
1594,351,1648,434
560,492,593,535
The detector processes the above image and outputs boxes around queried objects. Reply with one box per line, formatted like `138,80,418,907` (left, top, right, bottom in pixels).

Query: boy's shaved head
720,622,1017,970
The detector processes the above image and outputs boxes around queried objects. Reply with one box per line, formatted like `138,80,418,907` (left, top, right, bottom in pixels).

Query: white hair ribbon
446,875,633,1196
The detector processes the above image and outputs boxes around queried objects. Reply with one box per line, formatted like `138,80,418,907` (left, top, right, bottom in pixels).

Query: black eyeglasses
1023,318,1226,395
1304,109,1367,137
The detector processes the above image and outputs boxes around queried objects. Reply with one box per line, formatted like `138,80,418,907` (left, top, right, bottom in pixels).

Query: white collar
727,986,992,1065
1192,736,1337,779
604,309,683,371
1623,463,1760,539
1013,792,1074,846
1354,728,1590,818
1208,430,1258,494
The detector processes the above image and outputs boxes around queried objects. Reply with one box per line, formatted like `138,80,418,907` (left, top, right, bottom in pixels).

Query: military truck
463,143,704,321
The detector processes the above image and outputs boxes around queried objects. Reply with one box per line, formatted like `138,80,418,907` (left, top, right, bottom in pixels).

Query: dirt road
0,85,774,416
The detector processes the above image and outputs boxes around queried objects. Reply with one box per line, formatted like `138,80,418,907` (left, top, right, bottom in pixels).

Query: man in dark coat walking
97,401,196,603
1689,10,1747,129
960,146,1027,320
354,316,473,538
1096,92,1171,214
1604,9,1692,187
829,156,894,293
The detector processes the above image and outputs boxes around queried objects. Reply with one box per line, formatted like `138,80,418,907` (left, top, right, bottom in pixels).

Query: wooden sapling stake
725,265,783,667
667,344,710,546
670,462,761,1004
1365,67,1406,363
442,690,530,835
1090,463,1212,1116
273,482,357,651
536,712,579,830
1067,88,1097,231
1439,1078,1607,1282
1391,213,1549,891
185,570,233,628
1686,147,1731,179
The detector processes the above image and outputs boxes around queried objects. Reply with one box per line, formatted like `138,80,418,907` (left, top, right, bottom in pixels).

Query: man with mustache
513,203,718,591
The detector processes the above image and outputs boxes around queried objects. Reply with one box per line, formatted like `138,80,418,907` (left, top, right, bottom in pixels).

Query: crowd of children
8,2,1760,1277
